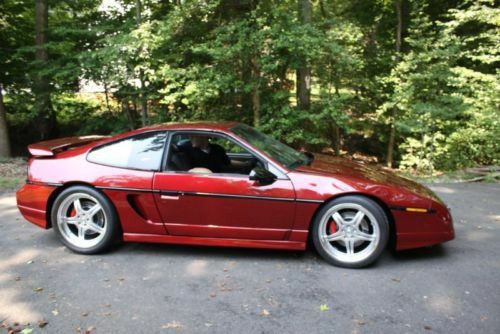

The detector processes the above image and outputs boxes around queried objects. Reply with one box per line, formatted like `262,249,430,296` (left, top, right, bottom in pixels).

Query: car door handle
161,195,179,200
160,191,181,200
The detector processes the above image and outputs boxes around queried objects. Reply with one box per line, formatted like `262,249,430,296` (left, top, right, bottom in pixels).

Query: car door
153,131,296,240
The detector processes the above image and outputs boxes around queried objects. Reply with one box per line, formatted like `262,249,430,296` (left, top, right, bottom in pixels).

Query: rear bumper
16,183,56,229
395,201,455,250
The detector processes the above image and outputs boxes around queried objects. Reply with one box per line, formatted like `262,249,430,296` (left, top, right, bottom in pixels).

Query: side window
210,137,247,154
167,133,259,175
87,132,167,171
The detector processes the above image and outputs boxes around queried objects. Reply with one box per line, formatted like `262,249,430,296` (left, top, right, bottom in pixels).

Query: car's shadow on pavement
388,244,449,262
115,240,313,262
43,230,451,268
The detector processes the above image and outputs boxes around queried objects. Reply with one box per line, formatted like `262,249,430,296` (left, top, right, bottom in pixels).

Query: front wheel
51,186,120,254
312,196,389,268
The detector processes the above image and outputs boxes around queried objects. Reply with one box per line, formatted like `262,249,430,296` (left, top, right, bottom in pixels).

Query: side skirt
123,233,307,251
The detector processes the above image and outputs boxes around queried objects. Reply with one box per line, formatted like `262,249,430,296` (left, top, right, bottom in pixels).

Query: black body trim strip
181,191,295,202
27,180,63,187
30,183,322,203
96,186,160,193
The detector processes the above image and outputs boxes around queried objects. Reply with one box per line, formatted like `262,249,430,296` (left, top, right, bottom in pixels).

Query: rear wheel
51,186,119,254
312,196,389,268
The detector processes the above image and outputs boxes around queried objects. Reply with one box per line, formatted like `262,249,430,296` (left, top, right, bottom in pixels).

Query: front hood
295,155,442,205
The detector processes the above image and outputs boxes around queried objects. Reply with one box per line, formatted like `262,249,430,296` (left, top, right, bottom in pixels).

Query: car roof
142,121,240,132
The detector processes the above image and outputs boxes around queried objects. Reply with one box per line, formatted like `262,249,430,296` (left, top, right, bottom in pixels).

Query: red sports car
16,122,454,268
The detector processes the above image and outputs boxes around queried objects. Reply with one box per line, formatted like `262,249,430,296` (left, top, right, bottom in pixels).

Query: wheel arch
46,182,117,229
308,192,397,250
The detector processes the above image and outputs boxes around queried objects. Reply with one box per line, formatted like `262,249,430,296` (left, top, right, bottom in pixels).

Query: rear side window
87,132,167,171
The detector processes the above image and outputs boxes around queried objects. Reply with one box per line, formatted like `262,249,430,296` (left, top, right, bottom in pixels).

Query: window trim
161,130,289,180
86,130,169,172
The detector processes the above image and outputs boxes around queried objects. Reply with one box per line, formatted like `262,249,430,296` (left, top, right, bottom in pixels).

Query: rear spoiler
28,135,108,157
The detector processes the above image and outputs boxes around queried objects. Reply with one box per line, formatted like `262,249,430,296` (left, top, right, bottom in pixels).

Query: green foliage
1,0,498,173
384,0,499,173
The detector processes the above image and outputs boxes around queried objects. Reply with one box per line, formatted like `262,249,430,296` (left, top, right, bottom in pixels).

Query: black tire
51,185,120,254
312,195,389,268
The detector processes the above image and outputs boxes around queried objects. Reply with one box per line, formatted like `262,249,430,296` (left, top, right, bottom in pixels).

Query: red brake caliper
329,219,337,234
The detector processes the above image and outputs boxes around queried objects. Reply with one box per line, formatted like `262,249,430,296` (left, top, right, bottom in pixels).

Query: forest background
0,0,498,177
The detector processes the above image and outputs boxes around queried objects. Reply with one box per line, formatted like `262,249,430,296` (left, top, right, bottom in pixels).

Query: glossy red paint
16,122,454,253
153,172,296,240
27,135,108,157
16,183,56,229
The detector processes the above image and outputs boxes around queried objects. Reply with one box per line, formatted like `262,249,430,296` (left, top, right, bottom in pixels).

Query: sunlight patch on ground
428,186,456,194
0,194,16,206
488,215,500,224
185,259,208,277
464,230,491,242
0,288,43,323
427,293,460,316
0,249,40,272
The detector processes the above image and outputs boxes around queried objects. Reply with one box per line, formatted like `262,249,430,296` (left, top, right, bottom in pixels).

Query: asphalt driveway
1,183,499,333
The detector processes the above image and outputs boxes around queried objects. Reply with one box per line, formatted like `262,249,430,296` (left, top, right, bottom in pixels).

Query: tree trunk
103,81,112,114
122,100,135,130
135,0,142,23
34,0,54,140
250,57,260,127
296,0,312,110
0,83,11,157
136,0,148,127
386,0,403,168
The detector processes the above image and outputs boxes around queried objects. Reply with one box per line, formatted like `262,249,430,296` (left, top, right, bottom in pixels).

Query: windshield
231,124,308,169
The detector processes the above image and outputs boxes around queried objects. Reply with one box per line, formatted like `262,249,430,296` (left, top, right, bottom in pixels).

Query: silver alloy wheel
318,203,380,264
56,192,107,249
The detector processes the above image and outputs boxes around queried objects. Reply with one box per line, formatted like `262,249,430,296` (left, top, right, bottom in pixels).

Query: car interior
167,133,263,175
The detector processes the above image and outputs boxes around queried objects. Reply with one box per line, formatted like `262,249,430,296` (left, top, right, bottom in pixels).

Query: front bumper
394,200,455,251
16,183,57,229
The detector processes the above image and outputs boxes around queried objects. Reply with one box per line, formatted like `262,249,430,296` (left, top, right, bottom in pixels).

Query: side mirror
249,167,277,185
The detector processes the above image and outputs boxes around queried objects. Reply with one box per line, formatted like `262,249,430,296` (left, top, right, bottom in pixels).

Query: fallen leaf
265,279,272,283
20,328,33,334
161,321,182,329
260,309,270,317
223,268,229,272
34,287,43,293
52,309,59,316
27,260,34,264
82,312,89,317
319,304,330,312
391,278,401,283
85,326,96,334
38,319,48,328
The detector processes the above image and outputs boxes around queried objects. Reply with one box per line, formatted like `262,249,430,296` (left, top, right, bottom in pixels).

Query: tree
386,0,404,168
297,0,312,110
0,84,10,157
34,0,54,140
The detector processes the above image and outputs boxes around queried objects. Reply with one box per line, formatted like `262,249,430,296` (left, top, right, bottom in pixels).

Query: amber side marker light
406,207,429,213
